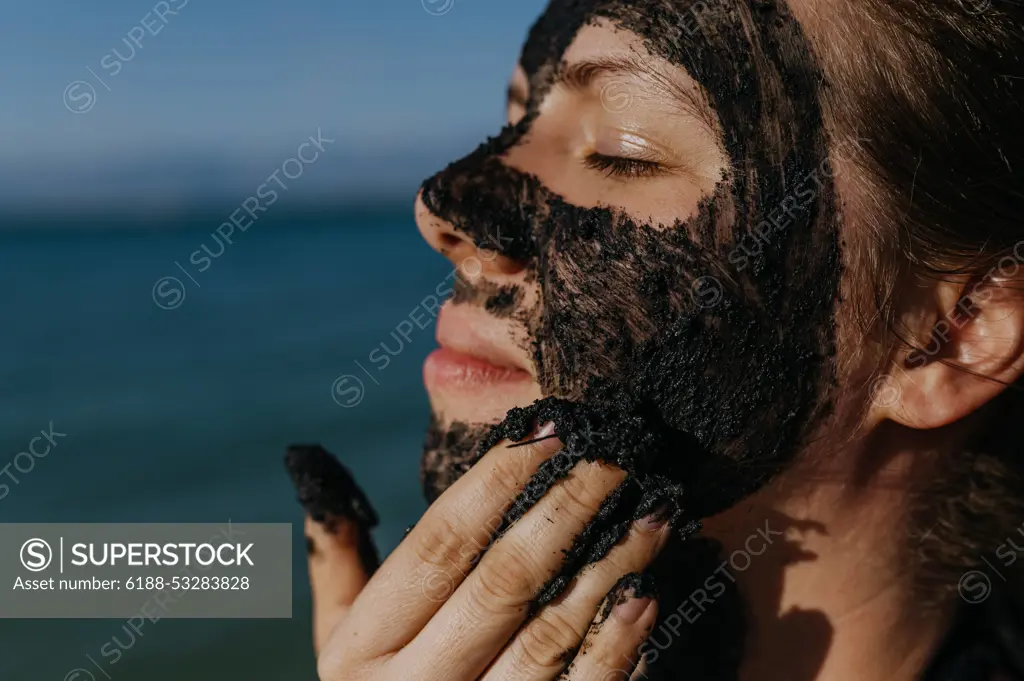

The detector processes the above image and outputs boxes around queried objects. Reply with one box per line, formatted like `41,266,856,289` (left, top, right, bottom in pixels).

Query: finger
481,510,672,680
285,444,380,655
306,516,373,654
331,425,563,658
395,458,627,680
562,585,658,681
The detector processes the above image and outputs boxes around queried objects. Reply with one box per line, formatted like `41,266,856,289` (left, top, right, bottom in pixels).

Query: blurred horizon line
0,131,485,230
0,195,418,231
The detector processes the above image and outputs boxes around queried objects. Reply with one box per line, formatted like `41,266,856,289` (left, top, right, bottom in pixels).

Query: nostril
494,256,529,276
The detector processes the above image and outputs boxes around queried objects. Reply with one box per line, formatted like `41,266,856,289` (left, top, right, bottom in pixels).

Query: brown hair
805,0,1024,608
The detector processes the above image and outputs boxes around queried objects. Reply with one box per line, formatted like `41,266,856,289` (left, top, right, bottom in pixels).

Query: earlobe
878,274,1024,431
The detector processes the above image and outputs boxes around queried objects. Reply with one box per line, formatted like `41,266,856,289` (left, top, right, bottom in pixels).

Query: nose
414,190,526,277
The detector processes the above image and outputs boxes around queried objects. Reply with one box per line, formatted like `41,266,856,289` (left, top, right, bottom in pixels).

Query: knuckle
474,544,536,610
480,452,530,500
515,610,584,671
589,640,637,678
411,515,474,571
553,468,606,522
586,609,656,675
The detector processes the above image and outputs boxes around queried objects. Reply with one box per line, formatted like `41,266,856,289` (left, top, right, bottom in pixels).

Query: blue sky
0,0,548,207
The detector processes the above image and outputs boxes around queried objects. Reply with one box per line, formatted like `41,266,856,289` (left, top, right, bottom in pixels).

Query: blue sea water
0,213,452,680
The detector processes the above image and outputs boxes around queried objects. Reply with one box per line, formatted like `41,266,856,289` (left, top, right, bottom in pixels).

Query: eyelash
584,152,665,179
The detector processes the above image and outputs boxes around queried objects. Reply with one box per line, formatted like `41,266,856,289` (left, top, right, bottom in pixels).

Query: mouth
424,303,533,393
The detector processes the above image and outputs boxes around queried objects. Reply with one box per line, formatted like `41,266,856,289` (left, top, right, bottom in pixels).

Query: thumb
286,444,381,655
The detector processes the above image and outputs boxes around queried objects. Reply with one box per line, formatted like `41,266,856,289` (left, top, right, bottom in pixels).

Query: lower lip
424,347,531,391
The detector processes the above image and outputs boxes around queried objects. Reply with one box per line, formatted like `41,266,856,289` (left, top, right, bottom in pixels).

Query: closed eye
583,152,666,179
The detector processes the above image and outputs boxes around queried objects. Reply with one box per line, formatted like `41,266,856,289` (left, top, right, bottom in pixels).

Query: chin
419,344,545,502
424,383,545,427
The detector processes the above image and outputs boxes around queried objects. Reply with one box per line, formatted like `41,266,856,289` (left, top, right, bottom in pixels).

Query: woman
287,1,1024,679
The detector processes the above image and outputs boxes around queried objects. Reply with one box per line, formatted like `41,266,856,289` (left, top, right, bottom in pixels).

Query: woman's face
418,20,725,420
415,0,851,510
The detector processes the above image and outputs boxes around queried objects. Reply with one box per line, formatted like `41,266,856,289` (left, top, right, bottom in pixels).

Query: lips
424,304,533,392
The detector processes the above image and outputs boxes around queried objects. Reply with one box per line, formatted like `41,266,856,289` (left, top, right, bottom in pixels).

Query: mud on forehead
519,0,823,168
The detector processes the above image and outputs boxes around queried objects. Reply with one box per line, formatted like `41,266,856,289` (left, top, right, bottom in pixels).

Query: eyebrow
560,55,650,92
509,55,720,137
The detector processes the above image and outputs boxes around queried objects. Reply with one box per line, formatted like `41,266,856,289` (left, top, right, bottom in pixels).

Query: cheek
528,216,702,397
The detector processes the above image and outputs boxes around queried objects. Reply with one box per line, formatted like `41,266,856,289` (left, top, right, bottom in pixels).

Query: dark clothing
924,598,1024,680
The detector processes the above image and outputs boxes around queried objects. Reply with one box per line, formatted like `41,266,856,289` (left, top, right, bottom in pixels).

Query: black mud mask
417,1,840,677
420,0,840,511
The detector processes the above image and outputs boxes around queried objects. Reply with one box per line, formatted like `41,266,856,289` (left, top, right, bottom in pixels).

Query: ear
876,270,1024,429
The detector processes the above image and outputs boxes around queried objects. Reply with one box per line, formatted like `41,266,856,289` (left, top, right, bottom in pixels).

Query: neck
702,446,955,681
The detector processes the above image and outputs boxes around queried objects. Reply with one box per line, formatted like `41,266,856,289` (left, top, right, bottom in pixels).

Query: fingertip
506,420,561,452
634,506,673,534
568,579,658,681
287,444,381,573
611,594,656,625
601,573,659,621
285,443,380,529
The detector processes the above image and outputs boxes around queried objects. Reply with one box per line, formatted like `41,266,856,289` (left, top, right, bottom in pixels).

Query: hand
293,431,672,681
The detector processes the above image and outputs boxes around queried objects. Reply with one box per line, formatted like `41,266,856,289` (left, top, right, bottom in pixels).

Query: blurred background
0,0,546,677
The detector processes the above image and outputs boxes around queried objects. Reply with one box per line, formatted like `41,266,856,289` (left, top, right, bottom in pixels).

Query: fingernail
613,593,654,624
534,421,555,438
636,503,673,532
603,573,658,624
508,422,557,450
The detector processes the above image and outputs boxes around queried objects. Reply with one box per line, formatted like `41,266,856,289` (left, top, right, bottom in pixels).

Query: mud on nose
417,150,543,263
